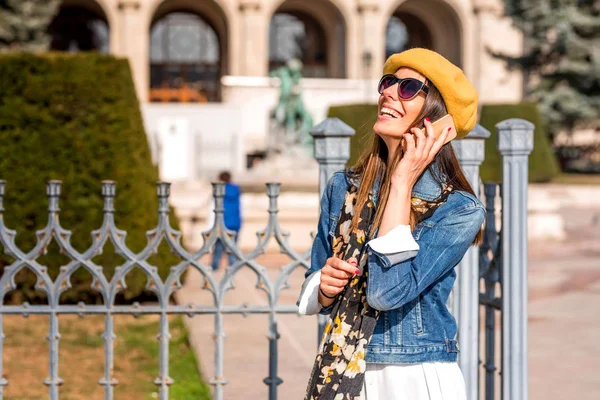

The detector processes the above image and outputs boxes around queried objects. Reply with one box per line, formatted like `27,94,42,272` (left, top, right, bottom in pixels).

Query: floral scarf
304,182,453,400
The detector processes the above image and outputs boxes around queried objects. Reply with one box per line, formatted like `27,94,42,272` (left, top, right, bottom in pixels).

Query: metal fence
477,119,534,400
0,117,533,400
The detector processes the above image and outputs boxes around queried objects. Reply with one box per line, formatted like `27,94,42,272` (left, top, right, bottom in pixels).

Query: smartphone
418,114,457,144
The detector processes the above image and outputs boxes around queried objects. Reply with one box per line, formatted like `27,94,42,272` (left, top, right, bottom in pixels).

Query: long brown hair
348,82,483,245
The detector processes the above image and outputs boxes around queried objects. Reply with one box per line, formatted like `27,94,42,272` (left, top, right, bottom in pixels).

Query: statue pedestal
239,150,318,190
232,151,320,251
171,151,321,254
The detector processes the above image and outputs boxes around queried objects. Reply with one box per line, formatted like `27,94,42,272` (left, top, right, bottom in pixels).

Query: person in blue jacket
211,171,242,271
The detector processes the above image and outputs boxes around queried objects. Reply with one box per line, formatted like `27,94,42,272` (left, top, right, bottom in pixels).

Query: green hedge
0,53,179,304
328,104,378,166
479,103,560,183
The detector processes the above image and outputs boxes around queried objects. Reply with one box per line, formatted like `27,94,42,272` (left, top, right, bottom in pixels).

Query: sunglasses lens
378,75,396,94
398,79,422,99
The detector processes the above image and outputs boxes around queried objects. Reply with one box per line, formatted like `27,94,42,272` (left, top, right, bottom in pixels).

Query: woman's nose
382,83,398,100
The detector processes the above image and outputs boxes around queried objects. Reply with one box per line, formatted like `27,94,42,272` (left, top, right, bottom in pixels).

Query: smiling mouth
379,107,402,119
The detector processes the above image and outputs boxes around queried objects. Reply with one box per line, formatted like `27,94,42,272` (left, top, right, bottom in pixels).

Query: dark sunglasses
377,74,429,100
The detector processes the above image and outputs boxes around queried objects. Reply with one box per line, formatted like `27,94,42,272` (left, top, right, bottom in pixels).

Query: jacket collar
411,167,444,201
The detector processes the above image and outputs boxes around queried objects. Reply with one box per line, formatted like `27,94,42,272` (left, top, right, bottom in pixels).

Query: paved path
175,254,316,400
527,206,600,400
176,206,600,400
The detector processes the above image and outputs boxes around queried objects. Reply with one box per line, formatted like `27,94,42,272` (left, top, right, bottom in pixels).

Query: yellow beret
383,48,478,138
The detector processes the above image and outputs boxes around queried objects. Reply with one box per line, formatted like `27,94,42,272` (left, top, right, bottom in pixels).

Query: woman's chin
373,123,403,139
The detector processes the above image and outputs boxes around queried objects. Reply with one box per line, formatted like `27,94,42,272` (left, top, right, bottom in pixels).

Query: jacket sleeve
296,174,337,315
305,175,335,279
366,204,485,311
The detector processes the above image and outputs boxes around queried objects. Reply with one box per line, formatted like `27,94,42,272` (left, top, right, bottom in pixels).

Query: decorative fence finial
157,182,171,214
102,181,116,213
266,183,281,214
46,180,62,213
0,180,5,213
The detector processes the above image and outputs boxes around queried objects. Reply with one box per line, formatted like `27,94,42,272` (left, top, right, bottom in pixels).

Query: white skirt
359,362,467,400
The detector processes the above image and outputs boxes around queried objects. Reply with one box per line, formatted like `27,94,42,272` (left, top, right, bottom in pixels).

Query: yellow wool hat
383,48,478,138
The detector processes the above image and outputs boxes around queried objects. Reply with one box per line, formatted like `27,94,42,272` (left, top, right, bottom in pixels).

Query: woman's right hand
318,257,360,305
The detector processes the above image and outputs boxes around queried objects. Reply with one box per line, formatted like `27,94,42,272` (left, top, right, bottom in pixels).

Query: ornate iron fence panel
0,179,312,400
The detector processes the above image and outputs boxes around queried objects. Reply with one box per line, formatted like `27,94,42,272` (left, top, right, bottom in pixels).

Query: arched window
149,12,220,103
385,0,462,67
269,12,328,78
48,3,109,53
385,14,433,59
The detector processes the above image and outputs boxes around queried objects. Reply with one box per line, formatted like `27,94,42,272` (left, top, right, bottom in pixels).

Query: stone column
452,124,490,400
497,119,534,400
238,0,268,76
357,0,385,81
116,0,148,102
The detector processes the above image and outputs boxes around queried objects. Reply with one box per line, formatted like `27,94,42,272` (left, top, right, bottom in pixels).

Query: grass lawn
550,172,600,185
1,313,211,400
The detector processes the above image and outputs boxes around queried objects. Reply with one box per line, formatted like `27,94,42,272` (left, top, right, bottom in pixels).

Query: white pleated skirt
359,362,467,400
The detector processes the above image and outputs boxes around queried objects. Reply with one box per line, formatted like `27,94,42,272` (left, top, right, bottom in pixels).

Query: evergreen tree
493,0,600,137
0,0,61,52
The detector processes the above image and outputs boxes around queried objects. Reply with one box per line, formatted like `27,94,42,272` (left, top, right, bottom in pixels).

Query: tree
0,0,61,52
492,0,600,138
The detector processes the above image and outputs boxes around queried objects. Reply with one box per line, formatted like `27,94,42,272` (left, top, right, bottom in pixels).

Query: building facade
50,0,524,181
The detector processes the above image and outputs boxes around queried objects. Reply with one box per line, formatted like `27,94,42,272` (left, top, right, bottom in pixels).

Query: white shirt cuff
367,224,419,264
297,270,323,315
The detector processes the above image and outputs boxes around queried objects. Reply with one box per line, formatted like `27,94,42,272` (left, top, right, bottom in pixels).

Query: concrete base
527,185,567,241
528,184,600,241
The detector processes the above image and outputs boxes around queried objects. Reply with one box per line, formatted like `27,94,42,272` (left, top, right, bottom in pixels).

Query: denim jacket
299,169,485,364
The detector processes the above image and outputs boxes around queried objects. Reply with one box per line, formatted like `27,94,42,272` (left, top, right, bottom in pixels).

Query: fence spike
46,180,62,213
102,180,116,213
0,180,5,213
157,182,171,214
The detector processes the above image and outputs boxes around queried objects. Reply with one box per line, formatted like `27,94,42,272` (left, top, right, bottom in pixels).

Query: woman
297,48,486,400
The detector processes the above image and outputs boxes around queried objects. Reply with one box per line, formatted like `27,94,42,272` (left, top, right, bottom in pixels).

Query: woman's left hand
391,118,450,188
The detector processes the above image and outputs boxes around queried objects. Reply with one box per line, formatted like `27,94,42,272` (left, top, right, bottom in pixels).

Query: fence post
310,117,355,343
310,118,356,197
497,118,534,400
452,124,490,399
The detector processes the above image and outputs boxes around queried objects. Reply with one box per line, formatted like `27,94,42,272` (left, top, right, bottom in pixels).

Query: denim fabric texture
211,233,239,270
305,169,485,364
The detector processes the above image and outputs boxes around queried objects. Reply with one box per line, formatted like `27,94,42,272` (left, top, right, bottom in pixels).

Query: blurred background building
46,0,524,182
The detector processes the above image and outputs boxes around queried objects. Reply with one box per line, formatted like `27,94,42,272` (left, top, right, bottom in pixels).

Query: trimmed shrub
327,104,378,167
0,53,179,304
479,103,560,183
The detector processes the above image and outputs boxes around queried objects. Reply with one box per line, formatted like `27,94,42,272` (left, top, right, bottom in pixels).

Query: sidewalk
175,254,316,400
176,205,600,400
528,206,600,400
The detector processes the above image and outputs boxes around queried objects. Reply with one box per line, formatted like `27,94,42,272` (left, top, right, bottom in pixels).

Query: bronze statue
269,58,313,154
